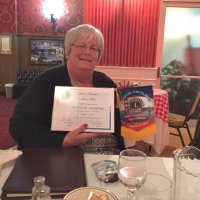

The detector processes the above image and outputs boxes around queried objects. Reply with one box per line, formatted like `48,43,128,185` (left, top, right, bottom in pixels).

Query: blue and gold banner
118,85,157,140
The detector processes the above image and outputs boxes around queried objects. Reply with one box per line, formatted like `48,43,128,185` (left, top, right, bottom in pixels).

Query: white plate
63,186,118,200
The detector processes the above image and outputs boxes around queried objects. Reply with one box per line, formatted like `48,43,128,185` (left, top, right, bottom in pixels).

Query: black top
9,64,125,151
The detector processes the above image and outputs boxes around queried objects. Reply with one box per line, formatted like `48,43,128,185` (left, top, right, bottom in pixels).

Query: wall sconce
50,14,57,23
43,0,68,23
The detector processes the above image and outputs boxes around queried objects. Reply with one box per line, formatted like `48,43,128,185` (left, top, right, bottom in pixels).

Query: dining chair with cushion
169,89,200,146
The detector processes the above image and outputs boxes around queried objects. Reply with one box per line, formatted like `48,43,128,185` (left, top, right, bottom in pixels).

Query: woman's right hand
62,124,102,147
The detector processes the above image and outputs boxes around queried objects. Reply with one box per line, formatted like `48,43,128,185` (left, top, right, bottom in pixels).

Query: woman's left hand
62,124,102,147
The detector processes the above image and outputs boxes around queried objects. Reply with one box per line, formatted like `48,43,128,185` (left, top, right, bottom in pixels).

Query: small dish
63,186,118,200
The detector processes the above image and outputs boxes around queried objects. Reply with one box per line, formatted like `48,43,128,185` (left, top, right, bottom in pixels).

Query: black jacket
9,64,125,150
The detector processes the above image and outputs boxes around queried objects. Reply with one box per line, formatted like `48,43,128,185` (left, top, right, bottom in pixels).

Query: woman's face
67,38,100,73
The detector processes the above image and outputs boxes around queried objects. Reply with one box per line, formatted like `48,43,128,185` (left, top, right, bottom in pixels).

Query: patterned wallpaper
0,0,83,35
0,0,16,33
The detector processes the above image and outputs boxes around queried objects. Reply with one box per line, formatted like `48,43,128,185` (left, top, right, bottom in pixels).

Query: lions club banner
118,85,157,140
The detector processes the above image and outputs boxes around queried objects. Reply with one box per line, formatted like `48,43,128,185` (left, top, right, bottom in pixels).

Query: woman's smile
79,56,93,63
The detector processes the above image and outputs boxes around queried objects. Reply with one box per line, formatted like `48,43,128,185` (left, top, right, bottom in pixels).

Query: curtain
84,0,160,67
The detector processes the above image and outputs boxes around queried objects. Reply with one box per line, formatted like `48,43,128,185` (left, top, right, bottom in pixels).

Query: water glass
137,173,172,200
118,149,147,200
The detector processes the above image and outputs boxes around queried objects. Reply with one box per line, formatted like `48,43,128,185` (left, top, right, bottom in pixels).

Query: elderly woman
9,24,125,154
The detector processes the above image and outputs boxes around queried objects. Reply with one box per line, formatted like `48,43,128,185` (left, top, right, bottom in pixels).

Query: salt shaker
32,176,46,200
38,185,51,200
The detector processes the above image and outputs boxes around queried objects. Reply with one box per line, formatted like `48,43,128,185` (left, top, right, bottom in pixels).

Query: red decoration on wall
0,0,83,35
0,0,16,33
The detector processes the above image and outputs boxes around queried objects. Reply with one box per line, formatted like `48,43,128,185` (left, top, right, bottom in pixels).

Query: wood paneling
0,34,65,92
0,0,83,92
0,35,18,92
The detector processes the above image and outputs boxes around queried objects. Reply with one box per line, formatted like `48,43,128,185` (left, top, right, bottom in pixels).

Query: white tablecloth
84,154,173,199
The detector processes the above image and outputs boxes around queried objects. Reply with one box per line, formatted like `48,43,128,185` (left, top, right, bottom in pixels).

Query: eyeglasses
72,43,100,54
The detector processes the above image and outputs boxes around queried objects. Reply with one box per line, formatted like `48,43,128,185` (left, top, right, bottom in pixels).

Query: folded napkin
0,149,22,167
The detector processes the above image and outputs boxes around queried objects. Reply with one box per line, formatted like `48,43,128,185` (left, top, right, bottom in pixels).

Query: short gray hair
64,24,104,61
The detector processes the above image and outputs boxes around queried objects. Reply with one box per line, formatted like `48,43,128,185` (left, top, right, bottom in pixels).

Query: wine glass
118,149,147,200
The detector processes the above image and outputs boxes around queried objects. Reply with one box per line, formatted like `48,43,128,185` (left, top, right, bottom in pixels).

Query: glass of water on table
118,149,147,200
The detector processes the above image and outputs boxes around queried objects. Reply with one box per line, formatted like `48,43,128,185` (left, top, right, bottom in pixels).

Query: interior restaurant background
0,0,200,117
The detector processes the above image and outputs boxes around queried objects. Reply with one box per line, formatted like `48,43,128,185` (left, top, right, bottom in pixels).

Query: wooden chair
189,113,200,148
194,113,200,137
169,89,200,146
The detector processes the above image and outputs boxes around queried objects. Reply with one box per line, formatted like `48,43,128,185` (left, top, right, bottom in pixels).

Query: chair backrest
187,89,200,121
194,113,200,138
189,113,200,147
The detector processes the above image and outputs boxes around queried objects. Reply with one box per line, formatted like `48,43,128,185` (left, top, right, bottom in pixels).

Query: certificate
51,86,114,132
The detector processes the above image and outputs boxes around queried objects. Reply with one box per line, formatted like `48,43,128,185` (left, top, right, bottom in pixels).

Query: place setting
117,149,172,200
63,148,173,200
63,186,118,200
2,146,200,200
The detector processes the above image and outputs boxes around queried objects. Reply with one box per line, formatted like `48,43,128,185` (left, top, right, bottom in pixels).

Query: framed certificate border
51,86,115,133
0,35,12,54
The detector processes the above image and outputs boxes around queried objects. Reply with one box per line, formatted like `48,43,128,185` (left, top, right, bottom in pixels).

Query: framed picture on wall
30,39,65,65
0,35,12,54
